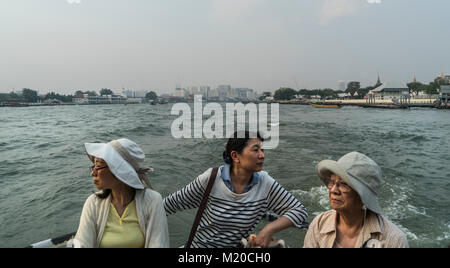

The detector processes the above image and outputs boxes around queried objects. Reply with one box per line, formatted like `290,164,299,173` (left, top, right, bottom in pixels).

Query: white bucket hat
84,138,153,190
316,152,383,215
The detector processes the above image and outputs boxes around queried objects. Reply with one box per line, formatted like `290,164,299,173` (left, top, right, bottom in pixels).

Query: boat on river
312,103,342,109
26,212,307,248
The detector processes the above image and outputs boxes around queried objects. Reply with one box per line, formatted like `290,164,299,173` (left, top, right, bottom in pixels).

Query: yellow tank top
99,199,145,248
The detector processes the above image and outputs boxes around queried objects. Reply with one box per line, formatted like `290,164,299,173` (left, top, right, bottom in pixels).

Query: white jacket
75,189,170,248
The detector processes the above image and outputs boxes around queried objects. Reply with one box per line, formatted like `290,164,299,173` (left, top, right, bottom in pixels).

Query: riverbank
2,98,448,109
278,98,436,105
277,98,450,109
0,102,75,107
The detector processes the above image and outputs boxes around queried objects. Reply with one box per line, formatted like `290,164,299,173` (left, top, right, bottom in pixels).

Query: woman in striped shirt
163,131,308,248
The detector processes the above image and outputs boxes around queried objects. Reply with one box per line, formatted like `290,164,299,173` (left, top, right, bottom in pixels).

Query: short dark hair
223,131,264,166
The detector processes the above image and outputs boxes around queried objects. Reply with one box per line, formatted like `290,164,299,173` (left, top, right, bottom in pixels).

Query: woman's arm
74,195,98,248
145,192,170,248
249,179,308,248
163,168,211,215
267,180,308,229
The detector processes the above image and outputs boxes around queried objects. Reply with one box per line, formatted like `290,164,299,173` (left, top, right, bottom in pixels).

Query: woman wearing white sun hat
303,152,408,248
74,138,169,248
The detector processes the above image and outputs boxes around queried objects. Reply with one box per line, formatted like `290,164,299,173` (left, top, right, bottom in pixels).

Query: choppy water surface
0,104,449,247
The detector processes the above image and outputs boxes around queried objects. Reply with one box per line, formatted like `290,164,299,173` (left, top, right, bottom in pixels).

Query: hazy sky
1,0,449,95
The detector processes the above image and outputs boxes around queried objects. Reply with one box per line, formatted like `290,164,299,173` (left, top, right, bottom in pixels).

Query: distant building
337,80,346,91
435,72,450,84
217,85,232,99
368,84,409,100
441,85,450,105
121,89,148,98
207,88,219,99
229,88,239,99
184,86,210,99
199,86,210,98
73,94,126,104
374,73,382,88
247,90,258,100
123,90,134,98
337,93,351,99
441,85,450,94
169,85,257,101
186,86,199,96
172,88,188,99
234,88,254,100
380,88,409,98
133,90,148,98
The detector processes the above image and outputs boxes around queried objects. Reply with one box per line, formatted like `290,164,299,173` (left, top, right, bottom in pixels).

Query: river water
0,103,449,248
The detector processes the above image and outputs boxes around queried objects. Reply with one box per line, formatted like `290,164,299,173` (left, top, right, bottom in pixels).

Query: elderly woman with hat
74,138,169,248
303,152,408,248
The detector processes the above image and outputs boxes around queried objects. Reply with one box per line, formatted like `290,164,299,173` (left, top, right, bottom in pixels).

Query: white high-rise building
123,90,133,98
208,88,219,98
134,90,148,98
199,86,210,98
172,88,187,98
186,86,199,95
217,85,231,99
338,80,346,91
186,86,210,98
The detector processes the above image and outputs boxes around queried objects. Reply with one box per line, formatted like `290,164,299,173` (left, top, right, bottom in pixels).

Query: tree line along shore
1,75,448,107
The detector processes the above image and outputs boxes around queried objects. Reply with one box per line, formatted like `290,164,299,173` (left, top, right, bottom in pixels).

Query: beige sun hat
84,138,152,190
316,152,383,215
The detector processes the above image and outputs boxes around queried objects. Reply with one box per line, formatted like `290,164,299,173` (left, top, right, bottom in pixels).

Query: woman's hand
250,216,294,248
250,229,273,248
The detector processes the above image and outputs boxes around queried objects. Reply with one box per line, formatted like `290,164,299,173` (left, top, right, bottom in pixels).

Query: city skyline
1,0,449,95
2,71,443,97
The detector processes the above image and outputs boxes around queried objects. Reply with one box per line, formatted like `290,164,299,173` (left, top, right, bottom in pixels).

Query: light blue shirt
220,164,260,193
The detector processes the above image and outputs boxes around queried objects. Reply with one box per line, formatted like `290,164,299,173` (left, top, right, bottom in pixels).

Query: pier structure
362,84,410,109
439,85,450,109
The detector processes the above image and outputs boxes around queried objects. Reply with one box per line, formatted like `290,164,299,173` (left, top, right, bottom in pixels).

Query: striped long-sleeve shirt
163,167,308,248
